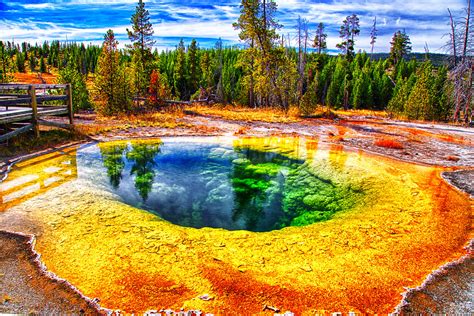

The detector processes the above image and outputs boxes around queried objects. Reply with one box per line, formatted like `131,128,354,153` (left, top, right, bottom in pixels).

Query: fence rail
0,84,74,142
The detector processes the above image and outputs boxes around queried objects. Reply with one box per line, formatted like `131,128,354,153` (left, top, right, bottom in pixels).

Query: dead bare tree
295,16,309,99
448,9,457,66
447,0,473,124
462,0,472,60
370,17,377,58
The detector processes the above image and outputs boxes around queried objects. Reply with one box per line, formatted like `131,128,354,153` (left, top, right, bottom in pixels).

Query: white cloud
0,0,468,53
21,3,57,10
155,20,239,41
0,19,128,44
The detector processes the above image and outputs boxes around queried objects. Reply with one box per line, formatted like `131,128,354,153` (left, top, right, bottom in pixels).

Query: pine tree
318,57,335,105
274,48,298,110
351,68,364,109
95,30,131,115
16,52,26,72
233,0,282,107
336,14,360,60
326,57,347,108
188,39,200,95
127,0,155,97
299,82,317,116
432,66,451,121
313,22,327,55
58,56,91,111
380,74,393,107
388,73,416,116
39,56,47,73
390,30,412,65
405,62,435,120
29,55,37,72
174,39,187,99
0,41,13,83
200,51,213,89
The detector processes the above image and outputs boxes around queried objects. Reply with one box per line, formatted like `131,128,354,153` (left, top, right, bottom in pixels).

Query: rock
161,309,174,316
263,305,280,312
198,294,213,301
299,264,313,272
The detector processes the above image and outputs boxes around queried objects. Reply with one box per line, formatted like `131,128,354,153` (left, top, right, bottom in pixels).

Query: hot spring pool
0,137,471,314
77,138,362,232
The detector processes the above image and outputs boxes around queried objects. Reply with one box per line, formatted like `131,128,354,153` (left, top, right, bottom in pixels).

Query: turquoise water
76,138,361,232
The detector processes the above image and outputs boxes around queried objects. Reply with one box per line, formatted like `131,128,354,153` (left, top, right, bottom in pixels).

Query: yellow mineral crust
0,137,471,315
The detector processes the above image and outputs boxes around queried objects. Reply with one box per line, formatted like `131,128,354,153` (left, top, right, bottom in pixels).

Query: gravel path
0,231,104,315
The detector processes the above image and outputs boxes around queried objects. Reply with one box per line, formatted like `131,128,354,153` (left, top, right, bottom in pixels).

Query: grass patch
74,110,192,137
74,123,122,136
187,104,300,123
335,109,389,118
120,111,191,129
302,108,339,120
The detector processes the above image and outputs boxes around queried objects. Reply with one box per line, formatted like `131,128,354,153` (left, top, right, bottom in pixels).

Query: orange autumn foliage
374,138,404,149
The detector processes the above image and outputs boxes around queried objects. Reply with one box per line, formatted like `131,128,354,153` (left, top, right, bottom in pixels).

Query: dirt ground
0,108,473,314
0,231,104,315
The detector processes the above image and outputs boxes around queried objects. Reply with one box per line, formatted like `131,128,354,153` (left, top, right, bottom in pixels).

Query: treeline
0,40,100,76
0,39,101,110
0,39,452,121
0,0,469,123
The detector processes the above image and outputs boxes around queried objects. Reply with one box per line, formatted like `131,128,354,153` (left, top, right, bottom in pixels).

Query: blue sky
0,0,467,53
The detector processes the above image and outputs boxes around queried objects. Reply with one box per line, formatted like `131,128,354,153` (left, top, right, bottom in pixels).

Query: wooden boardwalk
0,84,74,142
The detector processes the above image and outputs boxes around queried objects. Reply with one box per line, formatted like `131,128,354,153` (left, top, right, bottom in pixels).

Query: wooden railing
0,84,74,142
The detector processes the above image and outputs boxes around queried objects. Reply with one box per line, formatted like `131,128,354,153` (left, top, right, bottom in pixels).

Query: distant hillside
371,53,450,66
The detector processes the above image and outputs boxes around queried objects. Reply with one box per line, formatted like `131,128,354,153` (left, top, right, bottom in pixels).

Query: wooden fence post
28,85,40,138
66,84,74,125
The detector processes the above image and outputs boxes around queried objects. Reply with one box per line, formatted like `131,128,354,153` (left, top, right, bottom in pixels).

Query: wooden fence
0,84,74,142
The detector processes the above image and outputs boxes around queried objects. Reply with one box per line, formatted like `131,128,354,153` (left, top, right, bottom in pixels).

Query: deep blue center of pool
77,139,357,232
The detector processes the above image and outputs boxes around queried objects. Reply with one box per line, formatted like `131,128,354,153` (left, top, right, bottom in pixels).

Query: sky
0,0,467,53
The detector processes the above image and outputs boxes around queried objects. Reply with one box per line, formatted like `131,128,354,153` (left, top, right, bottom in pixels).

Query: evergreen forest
0,0,471,123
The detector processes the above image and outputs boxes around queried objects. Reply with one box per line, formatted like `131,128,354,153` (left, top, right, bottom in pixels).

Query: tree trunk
303,22,308,95
250,39,255,108
448,9,457,66
263,0,267,46
462,0,471,61
465,66,473,123
297,17,303,99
